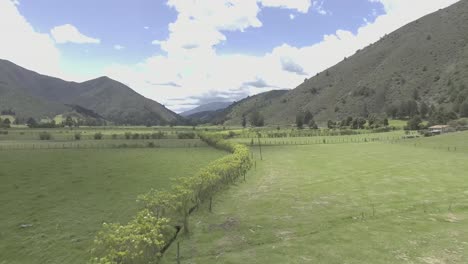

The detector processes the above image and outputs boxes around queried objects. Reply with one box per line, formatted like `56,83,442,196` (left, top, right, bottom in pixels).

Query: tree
413,89,420,100
383,118,389,127
362,104,369,118
2,118,11,128
303,110,313,125
249,111,264,127
386,104,399,119
296,113,304,129
327,120,335,129
420,101,429,119
407,100,419,117
241,115,247,128
308,119,318,129
26,117,37,128
65,116,74,128
460,100,468,118
352,117,366,129
406,115,422,130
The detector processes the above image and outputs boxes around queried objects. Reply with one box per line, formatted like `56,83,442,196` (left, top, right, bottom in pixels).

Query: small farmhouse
428,125,450,134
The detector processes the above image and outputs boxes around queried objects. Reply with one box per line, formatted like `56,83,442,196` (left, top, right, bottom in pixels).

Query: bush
39,132,52,140
124,132,132,139
151,131,165,139
111,134,118,139
92,132,253,262
132,133,140,140
147,142,156,148
74,133,81,140
94,132,103,140
177,132,196,139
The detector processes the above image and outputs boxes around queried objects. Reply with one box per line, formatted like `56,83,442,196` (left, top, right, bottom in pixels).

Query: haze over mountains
1,1,468,126
0,59,179,125
180,101,233,117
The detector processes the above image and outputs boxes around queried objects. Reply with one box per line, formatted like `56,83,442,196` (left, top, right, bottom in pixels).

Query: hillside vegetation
0,60,179,125
213,1,468,126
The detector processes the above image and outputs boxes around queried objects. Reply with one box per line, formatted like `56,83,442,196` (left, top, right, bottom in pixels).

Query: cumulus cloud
243,77,274,88
51,24,100,44
104,0,459,112
281,57,307,75
259,0,311,13
114,44,125,50
0,0,61,77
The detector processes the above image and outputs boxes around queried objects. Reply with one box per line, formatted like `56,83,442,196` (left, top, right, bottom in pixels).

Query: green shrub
39,132,52,140
124,132,132,139
151,131,165,139
92,131,253,262
74,132,81,140
132,133,140,140
94,132,103,140
177,132,196,139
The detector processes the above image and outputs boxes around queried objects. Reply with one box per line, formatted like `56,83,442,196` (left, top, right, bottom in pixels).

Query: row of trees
91,132,253,263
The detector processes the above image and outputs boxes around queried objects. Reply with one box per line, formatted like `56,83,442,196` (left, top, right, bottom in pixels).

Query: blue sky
0,0,460,112
16,0,384,69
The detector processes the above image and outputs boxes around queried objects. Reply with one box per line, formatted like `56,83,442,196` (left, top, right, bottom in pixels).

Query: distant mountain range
201,0,468,126
0,59,179,125
2,1,468,127
181,101,233,117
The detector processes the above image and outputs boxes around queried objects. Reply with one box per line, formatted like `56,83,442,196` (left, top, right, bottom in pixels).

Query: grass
162,131,468,263
0,139,207,150
0,147,226,264
230,131,410,146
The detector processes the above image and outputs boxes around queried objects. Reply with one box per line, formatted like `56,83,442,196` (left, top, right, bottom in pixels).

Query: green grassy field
0,147,226,264
162,132,468,263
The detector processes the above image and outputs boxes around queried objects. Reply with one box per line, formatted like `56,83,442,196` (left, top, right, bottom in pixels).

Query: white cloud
114,44,125,50
51,24,100,44
102,0,459,112
259,0,311,13
0,0,61,77
144,26,150,30
289,14,295,20
312,0,328,15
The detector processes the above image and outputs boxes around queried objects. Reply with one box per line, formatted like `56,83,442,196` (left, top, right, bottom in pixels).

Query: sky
0,0,461,112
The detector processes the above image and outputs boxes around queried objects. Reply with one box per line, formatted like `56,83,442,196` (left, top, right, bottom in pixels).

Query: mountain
216,0,468,126
181,101,232,117
0,59,179,125
188,90,288,125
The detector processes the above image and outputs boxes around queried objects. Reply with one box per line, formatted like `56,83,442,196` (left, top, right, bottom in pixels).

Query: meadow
162,131,468,263
1,125,467,264
0,146,227,264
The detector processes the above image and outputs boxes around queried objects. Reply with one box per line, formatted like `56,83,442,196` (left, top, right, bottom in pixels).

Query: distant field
163,131,468,263
230,131,410,146
0,147,226,264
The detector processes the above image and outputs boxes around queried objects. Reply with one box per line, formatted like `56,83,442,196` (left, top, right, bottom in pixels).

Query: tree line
91,131,253,264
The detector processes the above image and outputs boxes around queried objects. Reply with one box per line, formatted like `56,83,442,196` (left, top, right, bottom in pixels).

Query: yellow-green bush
91,131,252,263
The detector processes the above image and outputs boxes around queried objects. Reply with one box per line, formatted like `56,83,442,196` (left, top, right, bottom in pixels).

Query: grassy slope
220,1,468,125
163,132,468,263
0,148,226,264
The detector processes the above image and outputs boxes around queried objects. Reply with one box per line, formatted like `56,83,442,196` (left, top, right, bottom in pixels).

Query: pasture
0,147,226,264
162,131,468,263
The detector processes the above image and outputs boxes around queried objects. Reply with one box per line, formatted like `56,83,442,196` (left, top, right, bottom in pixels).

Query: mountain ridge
0,59,179,125
212,0,468,126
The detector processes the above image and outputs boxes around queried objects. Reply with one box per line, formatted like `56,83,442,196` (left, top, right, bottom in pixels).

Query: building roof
429,125,449,129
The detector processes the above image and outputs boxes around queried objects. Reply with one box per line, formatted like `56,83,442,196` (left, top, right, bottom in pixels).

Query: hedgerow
91,131,252,263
